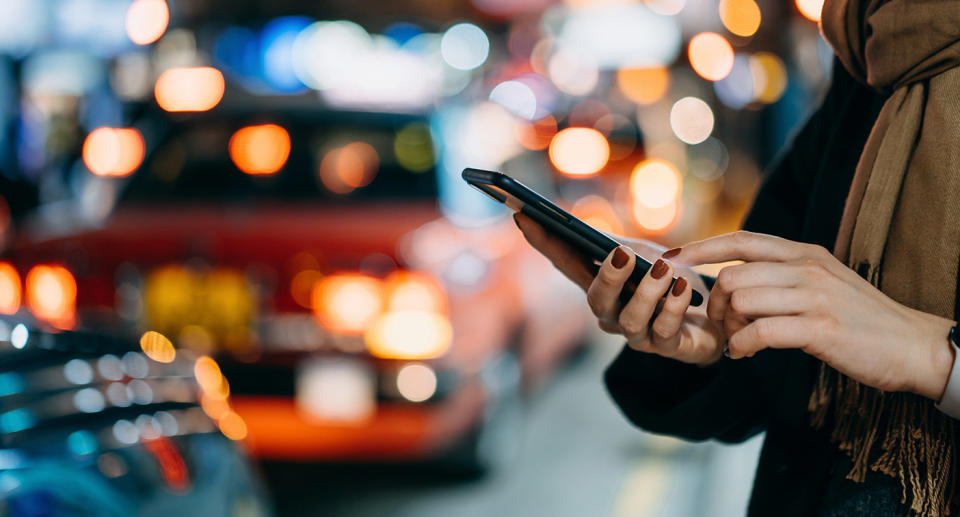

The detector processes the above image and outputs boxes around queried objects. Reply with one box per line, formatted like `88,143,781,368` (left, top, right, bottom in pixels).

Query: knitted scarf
809,0,960,515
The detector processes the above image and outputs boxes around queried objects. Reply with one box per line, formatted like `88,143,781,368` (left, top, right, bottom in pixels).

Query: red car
1,108,589,471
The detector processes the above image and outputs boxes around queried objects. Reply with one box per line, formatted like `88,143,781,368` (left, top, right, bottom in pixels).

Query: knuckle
716,268,735,292
753,318,775,343
585,287,606,314
729,290,748,313
733,230,754,246
618,313,645,336
650,319,675,340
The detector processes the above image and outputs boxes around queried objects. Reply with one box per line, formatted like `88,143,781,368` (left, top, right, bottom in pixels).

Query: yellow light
228,124,291,176
719,0,762,37
125,0,169,45
630,159,682,209
365,310,452,360
688,32,735,81
670,97,715,145
289,270,323,309
396,363,437,402
318,142,379,194
616,67,670,105
139,331,176,363
25,265,76,329
394,123,434,173
749,52,788,104
200,394,230,420
0,262,21,315
795,0,824,21
548,127,610,177
154,67,225,112
514,115,557,151
571,195,625,236
632,199,679,234
383,271,447,314
218,410,248,441
82,128,145,177
312,274,383,334
194,356,229,399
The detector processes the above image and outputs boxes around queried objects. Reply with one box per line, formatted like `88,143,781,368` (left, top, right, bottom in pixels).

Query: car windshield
119,110,437,204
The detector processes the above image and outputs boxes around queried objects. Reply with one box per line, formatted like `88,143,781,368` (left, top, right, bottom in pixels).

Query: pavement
263,331,765,517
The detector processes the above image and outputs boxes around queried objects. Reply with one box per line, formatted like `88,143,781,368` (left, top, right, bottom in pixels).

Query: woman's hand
514,213,725,366
667,231,957,400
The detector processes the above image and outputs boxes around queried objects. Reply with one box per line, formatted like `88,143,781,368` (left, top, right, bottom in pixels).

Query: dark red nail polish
662,247,682,259
612,247,629,269
651,259,668,279
672,276,687,296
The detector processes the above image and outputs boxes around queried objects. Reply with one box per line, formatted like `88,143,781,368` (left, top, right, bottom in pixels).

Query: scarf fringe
809,365,958,516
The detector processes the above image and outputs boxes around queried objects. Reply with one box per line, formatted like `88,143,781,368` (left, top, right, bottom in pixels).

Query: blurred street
264,331,765,517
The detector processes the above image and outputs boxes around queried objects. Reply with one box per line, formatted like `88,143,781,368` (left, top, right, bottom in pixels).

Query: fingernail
662,248,682,259
671,276,687,296
612,247,629,269
651,259,668,279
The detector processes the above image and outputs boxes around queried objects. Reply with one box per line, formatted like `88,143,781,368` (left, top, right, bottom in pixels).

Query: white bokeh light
670,97,714,145
440,23,489,71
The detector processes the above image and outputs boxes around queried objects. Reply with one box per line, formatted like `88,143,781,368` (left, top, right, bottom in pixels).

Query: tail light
0,262,20,315
25,264,77,329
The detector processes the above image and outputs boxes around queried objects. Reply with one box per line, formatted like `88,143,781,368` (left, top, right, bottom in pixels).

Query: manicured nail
671,276,687,296
662,248,682,259
612,247,629,269
651,259,668,279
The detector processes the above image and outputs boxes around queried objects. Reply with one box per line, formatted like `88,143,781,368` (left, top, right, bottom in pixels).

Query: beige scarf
810,0,960,515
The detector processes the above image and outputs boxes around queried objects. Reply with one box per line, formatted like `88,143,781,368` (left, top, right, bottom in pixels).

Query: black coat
602,62,944,515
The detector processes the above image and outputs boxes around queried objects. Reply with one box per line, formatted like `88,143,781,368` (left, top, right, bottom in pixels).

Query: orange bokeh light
630,159,682,209
795,0,824,21
154,67,225,112
571,195,625,236
318,142,379,194
312,274,383,334
82,128,145,177
194,356,229,399
25,265,76,329
228,124,291,176
719,0,762,37
139,330,176,363
218,410,248,441
688,32,735,81
125,0,169,45
383,271,447,314
514,115,558,151
548,127,610,177
632,199,680,234
616,67,670,105
0,262,20,315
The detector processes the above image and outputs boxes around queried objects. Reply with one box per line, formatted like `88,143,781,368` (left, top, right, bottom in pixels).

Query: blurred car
0,315,272,517
0,108,589,471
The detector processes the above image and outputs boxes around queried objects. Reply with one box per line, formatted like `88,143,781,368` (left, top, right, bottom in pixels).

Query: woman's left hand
665,231,956,401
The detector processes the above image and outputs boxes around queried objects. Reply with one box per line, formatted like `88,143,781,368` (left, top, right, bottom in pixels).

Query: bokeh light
312,274,383,334
0,262,20,315
228,124,291,176
489,80,537,120
394,122,434,173
714,54,754,109
617,67,670,105
125,0,169,45
154,67,225,112
139,331,176,363
25,265,76,328
632,199,679,233
82,127,145,177
396,363,438,403
670,97,715,145
644,0,686,16
217,410,248,441
547,48,598,96
630,159,682,209
440,23,489,71
194,356,229,399
383,271,447,314
719,0,762,38
548,127,610,177
515,115,558,151
796,0,824,21
318,142,380,194
750,52,788,104
365,310,452,360
688,32,735,81
571,195,625,236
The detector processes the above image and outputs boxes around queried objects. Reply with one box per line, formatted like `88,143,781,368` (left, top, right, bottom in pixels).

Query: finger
620,258,673,343
586,246,635,327
726,316,813,359
707,262,805,321
666,231,816,267
515,213,595,290
648,275,692,350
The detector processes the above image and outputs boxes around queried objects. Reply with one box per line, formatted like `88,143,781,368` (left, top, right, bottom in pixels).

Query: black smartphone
461,167,703,307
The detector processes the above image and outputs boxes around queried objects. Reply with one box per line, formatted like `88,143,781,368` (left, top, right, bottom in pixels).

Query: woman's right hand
514,213,726,366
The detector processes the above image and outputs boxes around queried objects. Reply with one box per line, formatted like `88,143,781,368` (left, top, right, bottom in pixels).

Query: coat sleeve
604,62,869,443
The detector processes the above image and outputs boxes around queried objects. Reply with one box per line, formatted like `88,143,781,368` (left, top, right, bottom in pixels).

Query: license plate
295,358,376,423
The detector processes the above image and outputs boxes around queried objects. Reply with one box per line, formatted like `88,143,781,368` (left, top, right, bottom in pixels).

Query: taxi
0,108,589,471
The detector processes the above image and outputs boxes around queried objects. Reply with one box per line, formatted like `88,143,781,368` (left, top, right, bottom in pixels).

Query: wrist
911,313,956,401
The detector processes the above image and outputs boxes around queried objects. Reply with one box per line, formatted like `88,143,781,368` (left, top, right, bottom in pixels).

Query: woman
515,0,960,514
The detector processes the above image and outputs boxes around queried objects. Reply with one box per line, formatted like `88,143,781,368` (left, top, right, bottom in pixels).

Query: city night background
0,0,829,515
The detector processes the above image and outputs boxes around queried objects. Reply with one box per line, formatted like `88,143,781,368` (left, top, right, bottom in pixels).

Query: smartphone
461,167,703,307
